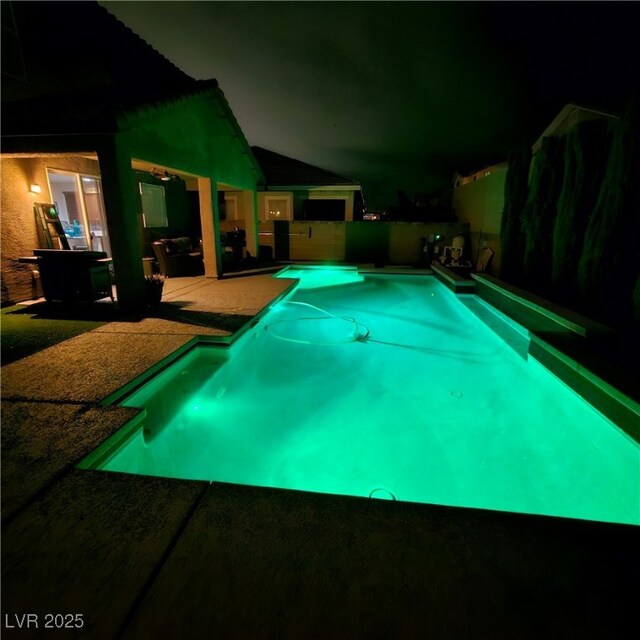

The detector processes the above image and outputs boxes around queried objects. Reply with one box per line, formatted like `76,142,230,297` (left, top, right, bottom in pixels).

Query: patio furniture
142,257,156,277
152,237,204,277
222,229,246,260
476,246,494,272
437,241,473,278
27,249,113,302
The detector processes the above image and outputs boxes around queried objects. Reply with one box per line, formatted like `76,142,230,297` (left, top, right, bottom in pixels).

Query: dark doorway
302,199,345,221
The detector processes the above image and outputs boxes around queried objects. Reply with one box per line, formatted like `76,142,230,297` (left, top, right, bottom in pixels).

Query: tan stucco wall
452,165,507,274
1,155,101,304
289,222,346,262
258,221,468,264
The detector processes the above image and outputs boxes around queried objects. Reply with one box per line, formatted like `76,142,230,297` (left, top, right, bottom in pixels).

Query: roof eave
264,184,361,191
532,103,618,153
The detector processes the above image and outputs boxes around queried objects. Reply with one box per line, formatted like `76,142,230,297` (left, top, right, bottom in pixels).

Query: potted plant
143,274,165,305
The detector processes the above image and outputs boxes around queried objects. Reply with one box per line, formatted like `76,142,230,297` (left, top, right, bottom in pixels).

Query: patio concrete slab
1,469,206,640
91,274,295,337
1,401,140,522
162,273,295,314
121,482,639,639
92,316,239,336
1,332,193,403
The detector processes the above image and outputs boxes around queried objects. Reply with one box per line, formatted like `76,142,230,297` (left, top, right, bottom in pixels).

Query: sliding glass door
46,169,111,255
81,176,111,255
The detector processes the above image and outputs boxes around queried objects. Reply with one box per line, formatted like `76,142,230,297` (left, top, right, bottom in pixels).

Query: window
140,183,168,227
265,196,291,221
264,195,291,220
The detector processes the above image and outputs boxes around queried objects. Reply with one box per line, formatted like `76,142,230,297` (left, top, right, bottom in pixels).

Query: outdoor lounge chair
152,237,204,277
476,246,494,273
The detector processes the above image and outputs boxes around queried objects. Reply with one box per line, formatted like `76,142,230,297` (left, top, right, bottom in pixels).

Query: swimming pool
82,267,639,525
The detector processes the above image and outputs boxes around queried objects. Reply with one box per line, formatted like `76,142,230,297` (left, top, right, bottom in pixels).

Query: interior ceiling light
151,168,178,182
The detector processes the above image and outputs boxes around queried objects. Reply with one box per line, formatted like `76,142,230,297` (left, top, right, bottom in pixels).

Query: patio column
199,177,222,278
97,135,145,311
345,192,355,221
242,189,259,258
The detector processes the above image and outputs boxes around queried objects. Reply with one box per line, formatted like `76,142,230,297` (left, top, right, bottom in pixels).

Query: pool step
459,296,530,359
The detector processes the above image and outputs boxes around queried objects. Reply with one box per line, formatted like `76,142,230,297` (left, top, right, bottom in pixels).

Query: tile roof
4,2,196,102
1,80,225,137
251,147,359,187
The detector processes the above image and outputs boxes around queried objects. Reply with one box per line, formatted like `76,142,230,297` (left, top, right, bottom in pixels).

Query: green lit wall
120,91,259,190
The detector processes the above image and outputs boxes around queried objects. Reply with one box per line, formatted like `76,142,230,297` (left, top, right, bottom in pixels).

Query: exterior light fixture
29,183,41,193
150,168,178,182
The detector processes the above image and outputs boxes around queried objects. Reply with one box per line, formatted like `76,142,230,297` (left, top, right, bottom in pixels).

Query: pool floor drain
368,488,397,500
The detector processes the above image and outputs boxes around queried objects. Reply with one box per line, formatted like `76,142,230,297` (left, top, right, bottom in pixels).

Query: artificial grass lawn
1,304,109,365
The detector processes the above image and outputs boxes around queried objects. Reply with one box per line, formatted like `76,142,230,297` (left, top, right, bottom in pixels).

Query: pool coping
431,262,476,293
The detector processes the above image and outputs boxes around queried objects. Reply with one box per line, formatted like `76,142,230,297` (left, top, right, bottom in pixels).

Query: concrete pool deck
1,272,638,638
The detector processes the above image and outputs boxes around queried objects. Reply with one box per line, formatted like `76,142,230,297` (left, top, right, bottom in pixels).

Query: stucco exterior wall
452,165,507,274
289,222,346,262
1,155,101,304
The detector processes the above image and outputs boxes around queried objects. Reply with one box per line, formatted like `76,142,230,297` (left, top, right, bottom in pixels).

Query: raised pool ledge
468,273,637,443
431,262,476,293
471,273,611,337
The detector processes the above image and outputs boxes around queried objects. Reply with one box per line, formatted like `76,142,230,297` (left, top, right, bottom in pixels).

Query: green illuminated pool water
86,268,640,525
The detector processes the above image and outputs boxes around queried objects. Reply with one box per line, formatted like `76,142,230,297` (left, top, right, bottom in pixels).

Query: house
251,146,364,223
214,146,365,264
1,0,467,301
1,1,264,310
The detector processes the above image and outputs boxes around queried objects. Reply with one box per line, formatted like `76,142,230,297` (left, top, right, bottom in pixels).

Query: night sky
100,1,640,210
